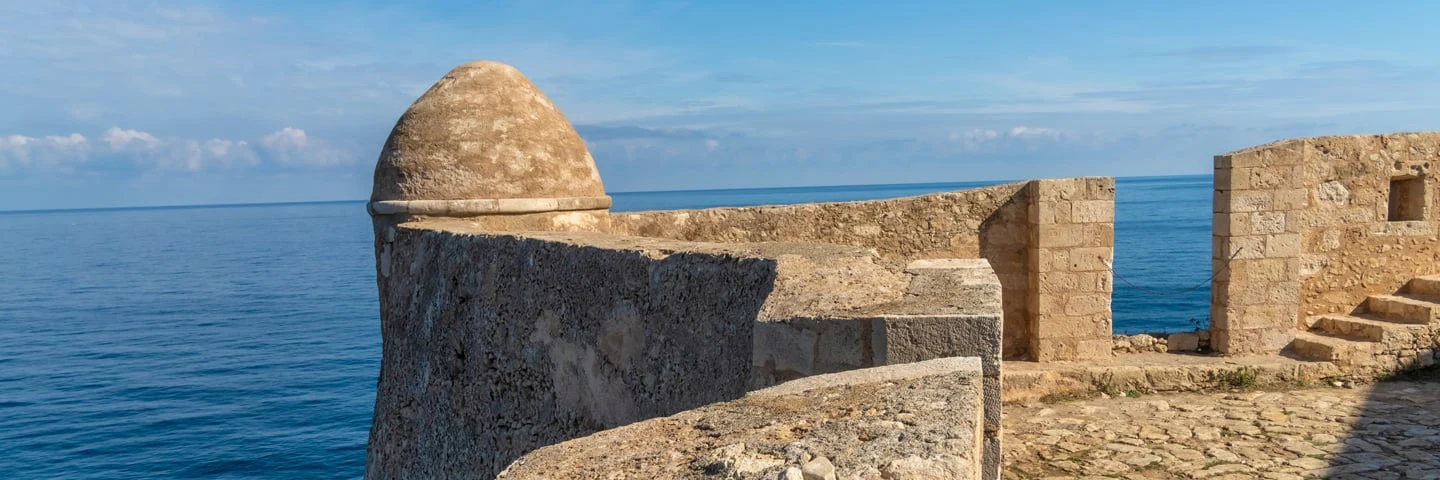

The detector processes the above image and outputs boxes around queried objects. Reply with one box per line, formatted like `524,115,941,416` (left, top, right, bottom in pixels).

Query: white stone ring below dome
367,195,612,217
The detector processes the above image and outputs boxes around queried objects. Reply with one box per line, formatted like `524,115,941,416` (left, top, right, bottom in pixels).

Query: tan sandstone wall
1213,132,1440,354
1027,178,1117,361
612,179,1116,361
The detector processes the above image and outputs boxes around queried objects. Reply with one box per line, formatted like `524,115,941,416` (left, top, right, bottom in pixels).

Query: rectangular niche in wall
1389,176,1426,221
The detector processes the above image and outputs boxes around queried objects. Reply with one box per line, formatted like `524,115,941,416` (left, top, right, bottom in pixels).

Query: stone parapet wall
497,357,987,480
1213,133,1440,354
366,227,777,479
367,221,1009,479
611,182,1036,359
613,178,1117,362
1026,178,1117,361
748,258,1004,479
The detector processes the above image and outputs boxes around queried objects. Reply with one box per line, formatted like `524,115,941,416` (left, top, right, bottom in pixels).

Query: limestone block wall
1212,133,1440,354
1026,178,1117,361
497,357,987,480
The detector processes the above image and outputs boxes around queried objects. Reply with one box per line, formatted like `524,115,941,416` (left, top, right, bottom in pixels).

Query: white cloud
1008,126,1063,138
704,139,720,151
0,126,351,173
258,127,353,167
104,127,162,150
945,126,1068,151
0,133,89,170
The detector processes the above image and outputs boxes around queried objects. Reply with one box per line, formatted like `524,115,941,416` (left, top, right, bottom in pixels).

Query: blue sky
2,1,1439,210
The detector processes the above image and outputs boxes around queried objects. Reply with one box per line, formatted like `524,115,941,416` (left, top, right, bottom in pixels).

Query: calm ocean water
0,175,1211,479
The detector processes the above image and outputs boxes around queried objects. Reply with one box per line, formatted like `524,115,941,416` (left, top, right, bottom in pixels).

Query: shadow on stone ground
1002,371,1440,479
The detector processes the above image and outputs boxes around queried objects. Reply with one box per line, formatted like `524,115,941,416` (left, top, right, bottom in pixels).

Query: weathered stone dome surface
371,61,606,202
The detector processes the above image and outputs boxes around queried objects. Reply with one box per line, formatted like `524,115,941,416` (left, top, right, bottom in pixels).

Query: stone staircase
1291,275,1440,373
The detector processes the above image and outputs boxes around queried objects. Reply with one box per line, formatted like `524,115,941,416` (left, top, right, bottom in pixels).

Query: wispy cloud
807,41,870,48
0,126,353,174
1139,45,1296,62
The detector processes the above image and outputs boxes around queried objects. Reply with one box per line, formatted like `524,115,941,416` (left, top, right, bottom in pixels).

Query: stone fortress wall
364,61,1033,479
1212,133,1440,371
611,177,1118,363
363,59,1440,479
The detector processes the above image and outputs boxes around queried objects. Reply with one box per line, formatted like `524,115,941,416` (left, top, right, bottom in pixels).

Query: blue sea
0,175,1211,479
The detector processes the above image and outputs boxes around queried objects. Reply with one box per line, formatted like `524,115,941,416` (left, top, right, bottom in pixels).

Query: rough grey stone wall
366,225,1009,479
365,227,778,479
497,357,986,480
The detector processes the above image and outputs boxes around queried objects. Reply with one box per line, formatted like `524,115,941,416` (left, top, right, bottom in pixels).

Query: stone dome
370,61,606,203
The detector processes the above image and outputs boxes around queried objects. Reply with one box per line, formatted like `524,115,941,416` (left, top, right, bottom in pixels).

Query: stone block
1078,271,1113,292
1033,248,1068,273
1067,246,1112,272
1214,189,1232,213
754,321,820,382
1036,272,1077,294
1242,165,1303,190
1064,294,1111,316
1223,304,1299,330
1241,258,1294,283
1035,223,1086,248
1071,200,1114,223
1249,211,1286,235
1213,327,1295,355
1264,233,1302,258
1167,332,1200,352
1030,200,1072,225
1213,213,1251,236
1273,188,1310,210
874,315,1002,377
810,319,869,374
1084,223,1115,245
1084,177,1116,200
1033,178,1083,201
1231,190,1275,212
902,259,1003,316
1220,235,1267,259
1032,313,1109,339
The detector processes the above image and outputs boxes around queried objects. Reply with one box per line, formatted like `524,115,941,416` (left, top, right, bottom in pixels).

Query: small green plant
1091,371,1122,396
1123,389,1141,398
1206,367,1259,389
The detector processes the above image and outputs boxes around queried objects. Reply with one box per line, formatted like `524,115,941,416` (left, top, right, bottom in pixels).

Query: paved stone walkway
1002,380,1440,479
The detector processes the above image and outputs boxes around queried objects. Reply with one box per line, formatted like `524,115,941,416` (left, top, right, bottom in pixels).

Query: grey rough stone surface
874,314,1003,480
900,258,1004,316
365,227,778,479
366,221,1010,479
497,358,985,480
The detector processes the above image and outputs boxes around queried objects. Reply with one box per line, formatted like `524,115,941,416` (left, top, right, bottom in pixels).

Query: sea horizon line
0,173,1211,215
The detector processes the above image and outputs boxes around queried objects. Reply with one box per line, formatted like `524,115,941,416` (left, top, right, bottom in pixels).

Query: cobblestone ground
1002,380,1440,479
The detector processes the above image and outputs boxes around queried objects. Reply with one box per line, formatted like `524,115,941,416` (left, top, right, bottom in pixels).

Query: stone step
1403,275,1440,300
1363,294,1440,324
1311,314,1431,344
1290,332,1380,366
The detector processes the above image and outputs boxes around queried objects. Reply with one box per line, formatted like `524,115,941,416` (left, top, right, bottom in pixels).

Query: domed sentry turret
368,61,611,222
